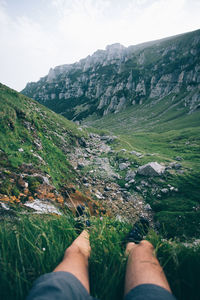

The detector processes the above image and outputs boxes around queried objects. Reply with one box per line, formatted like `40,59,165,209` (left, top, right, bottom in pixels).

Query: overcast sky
0,0,200,91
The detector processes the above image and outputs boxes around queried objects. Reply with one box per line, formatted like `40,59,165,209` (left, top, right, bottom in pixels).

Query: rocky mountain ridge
22,29,200,121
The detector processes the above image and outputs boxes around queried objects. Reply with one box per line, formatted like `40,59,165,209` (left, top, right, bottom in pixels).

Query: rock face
22,30,200,121
137,162,165,177
24,199,62,215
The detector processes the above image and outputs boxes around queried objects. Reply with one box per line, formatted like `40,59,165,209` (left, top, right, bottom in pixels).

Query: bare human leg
53,230,91,293
124,240,171,296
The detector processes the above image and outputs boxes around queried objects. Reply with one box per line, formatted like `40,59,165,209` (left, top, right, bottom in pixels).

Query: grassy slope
84,92,200,238
0,83,87,192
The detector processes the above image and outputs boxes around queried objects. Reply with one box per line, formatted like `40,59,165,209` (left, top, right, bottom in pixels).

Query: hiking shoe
124,217,149,244
75,205,91,232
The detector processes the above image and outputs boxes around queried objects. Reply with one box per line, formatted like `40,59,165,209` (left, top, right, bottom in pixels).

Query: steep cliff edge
22,30,200,121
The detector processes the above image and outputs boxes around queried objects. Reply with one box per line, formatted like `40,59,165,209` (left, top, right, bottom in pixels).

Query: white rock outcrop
137,162,165,176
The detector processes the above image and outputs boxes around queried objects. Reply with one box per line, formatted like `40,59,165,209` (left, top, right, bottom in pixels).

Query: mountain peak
105,43,125,52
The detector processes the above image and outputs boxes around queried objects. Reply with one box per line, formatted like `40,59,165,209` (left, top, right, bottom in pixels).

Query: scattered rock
141,180,149,187
77,162,86,169
144,204,152,211
125,170,136,182
115,215,127,222
99,144,111,153
85,148,92,153
168,162,182,169
125,183,130,188
100,135,116,143
175,156,183,161
130,150,142,157
104,186,112,191
89,133,99,138
177,170,184,174
174,163,182,169
119,162,130,170
170,186,178,192
82,177,88,183
32,153,45,164
119,149,127,152
94,191,104,199
0,202,10,210
161,188,168,194
128,179,135,184
24,199,62,215
18,177,28,188
136,186,142,191
34,139,43,150
18,148,24,152
137,162,165,177
78,137,87,147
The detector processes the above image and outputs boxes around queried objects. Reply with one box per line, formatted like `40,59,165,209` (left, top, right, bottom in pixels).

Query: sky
0,0,200,91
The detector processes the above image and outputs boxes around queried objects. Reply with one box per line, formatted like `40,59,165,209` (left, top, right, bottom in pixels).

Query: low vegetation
0,214,199,300
0,83,86,190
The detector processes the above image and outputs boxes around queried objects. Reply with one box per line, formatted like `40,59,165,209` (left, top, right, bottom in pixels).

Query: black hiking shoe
124,217,149,244
75,205,91,233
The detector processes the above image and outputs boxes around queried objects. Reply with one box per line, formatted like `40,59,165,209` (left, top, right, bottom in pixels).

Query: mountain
22,29,200,121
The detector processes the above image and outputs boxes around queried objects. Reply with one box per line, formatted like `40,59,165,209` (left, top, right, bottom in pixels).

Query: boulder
34,139,43,150
169,162,182,169
125,183,130,188
100,135,117,143
119,162,130,170
128,179,135,184
137,162,165,176
77,162,85,169
130,150,142,157
175,156,183,161
161,188,168,194
144,204,152,211
24,199,62,215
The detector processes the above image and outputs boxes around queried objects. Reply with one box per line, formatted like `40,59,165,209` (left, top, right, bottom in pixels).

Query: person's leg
124,240,171,296
53,230,91,293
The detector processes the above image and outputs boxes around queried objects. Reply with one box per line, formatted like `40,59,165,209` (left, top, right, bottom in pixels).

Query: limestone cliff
22,30,200,121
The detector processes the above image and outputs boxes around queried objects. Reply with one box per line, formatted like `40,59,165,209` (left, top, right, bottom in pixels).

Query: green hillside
0,83,94,209
84,91,200,239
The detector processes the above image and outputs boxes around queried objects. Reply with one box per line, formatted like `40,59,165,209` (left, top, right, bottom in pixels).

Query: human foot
67,230,91,259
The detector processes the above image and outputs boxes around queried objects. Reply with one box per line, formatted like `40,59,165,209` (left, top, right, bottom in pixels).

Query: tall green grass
0,214,199,300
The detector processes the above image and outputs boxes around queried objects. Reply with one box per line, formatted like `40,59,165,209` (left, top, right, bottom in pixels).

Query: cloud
50,0,200,50
0,2,57,91
0,0,200,91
